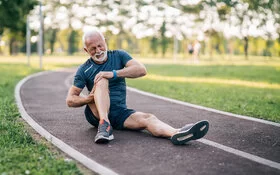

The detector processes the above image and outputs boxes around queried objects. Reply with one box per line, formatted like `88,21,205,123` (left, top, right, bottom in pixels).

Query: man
66,28,209,145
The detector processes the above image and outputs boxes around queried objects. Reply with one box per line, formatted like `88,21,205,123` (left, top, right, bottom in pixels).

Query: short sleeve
73,67,86,89
118,50,133,66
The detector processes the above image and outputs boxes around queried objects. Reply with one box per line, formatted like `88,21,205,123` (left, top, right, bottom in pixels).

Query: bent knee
95,78,109,89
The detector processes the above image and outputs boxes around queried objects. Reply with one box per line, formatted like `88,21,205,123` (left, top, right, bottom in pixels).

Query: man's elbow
66,98,73,107
139,66,147,77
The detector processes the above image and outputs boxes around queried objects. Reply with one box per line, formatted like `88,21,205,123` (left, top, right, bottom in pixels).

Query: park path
17,68,280,175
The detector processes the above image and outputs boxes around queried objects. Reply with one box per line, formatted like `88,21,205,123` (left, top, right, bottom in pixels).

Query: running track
16,68,280,175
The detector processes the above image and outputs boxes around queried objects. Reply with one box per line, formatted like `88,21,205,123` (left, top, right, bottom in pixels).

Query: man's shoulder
109,49,128,55
109,50,132,60
76,58,92,73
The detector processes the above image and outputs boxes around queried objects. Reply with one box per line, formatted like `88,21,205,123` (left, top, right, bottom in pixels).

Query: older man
66,28,209,144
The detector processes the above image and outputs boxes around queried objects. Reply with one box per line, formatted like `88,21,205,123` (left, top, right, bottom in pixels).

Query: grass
0,63,83,174
127,64,280,123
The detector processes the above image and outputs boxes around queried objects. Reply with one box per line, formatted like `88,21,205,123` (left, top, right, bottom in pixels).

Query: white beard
93,50,107,63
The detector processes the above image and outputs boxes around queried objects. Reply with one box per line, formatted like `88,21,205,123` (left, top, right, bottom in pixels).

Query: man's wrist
112,70,117,79
86,94,94,104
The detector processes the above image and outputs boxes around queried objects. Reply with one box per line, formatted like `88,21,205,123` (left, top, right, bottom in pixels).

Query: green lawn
0,64,83,174
143,64,280,83
127,64,280,123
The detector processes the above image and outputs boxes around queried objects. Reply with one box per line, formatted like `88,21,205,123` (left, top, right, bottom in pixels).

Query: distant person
66,28,209,145
187,43,194,55
193,40,201,63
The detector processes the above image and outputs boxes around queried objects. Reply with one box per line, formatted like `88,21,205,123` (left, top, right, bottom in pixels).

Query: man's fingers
94,76,99,84
94,72,103,83
91,85,96,93
94,71,111,83
94,76,102,84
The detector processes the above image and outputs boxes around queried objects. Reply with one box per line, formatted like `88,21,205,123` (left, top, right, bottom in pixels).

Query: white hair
82,28,105,47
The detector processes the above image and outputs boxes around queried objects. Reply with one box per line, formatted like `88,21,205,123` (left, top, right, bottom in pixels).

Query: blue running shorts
84,105,136,130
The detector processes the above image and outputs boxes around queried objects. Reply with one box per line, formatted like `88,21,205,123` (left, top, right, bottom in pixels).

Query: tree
68,30,78,55
45,28,58,54
160,21,168,57
229,0,280,58
0,0,37,34
0,0,37,54
150,36,159,55
244,0,280,56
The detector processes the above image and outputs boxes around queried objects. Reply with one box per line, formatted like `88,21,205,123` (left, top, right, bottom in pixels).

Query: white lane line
127,86,280,170
15,71,119,175
199,139,280,170
127,87,280,127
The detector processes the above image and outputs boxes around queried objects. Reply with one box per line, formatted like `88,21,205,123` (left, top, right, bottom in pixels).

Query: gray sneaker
95,119,114,143
171,120,209,145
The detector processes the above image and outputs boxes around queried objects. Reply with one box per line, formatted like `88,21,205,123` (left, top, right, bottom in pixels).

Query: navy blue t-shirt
73,50,132,109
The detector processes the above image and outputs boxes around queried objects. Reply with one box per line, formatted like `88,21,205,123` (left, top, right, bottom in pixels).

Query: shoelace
98,121,109,133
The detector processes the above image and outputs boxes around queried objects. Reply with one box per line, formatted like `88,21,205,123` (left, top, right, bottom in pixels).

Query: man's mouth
95,52,104,58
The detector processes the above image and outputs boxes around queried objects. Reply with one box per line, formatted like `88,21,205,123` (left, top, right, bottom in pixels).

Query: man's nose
96,48,101,52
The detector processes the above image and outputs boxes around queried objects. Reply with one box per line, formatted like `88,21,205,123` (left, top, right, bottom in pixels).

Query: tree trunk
68,29,77,55
117,34,123,49
9,38,18,55
208,37,213,59
244,36,248,59
278,35,280,57
0,35,2,54
50,29,57,54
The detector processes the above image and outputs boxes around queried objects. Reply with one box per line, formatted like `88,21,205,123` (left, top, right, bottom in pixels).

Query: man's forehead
86,34,104,43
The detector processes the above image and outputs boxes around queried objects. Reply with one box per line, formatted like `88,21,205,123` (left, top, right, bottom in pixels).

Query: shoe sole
95,135,114,144
171,120,209,145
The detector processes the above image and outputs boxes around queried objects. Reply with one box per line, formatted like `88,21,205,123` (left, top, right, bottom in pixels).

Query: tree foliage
0,0,37,35
1,0,279,57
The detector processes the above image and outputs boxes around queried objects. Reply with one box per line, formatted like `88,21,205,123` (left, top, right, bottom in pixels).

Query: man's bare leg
92,78,114,143
124,112,209,145
124,112,178,137
93,78,110,122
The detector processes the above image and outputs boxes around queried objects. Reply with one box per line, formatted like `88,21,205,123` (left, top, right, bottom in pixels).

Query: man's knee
95,78,108,87
130,112,157,127
144,113,157,121
142,113,166,136
95,78,109,92
140,113,158,126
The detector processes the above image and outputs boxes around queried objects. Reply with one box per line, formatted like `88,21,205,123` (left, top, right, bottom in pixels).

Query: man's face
84,34,107,62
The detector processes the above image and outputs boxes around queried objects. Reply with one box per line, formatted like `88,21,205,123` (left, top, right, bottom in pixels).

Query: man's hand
66,86,92,107
94,71,113,84
86,92,95,104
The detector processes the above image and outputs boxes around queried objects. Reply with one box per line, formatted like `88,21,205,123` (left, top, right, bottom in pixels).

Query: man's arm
116,59,147,78
66,85,94,107
93,59,147,83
